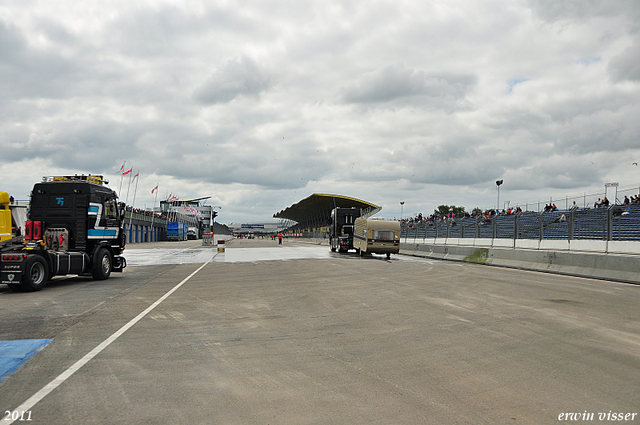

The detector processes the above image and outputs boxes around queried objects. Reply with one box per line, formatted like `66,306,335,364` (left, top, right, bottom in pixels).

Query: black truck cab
1,175,127,292
329,207,362,253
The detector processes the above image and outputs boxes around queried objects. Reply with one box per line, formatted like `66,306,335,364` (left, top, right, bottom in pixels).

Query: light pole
210,206,222,232
400,201,404,221
496,180,503,211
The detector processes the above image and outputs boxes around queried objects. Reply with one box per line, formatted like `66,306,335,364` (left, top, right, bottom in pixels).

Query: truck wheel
92,248,112,280
20,256,49,292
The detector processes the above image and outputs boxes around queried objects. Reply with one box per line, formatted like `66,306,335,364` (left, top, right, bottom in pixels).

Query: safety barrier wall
400,242,640,285
202,233,234,246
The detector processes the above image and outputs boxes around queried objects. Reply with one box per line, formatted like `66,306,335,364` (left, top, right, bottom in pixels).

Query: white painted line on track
4,262,209,424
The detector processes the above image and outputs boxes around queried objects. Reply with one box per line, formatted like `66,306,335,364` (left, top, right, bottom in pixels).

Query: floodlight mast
496,180,503,211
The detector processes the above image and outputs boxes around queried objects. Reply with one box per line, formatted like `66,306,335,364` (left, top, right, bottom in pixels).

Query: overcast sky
2,0,640,223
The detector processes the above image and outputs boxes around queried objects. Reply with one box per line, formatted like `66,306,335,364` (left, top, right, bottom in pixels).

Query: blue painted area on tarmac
0,339,53,383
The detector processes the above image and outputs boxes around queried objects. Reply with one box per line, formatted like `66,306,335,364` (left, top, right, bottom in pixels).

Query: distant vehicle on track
329,207,362,253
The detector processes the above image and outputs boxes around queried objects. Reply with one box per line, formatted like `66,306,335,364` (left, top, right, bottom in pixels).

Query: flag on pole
118,161,126,198
151,185,158,194
132,171,139,181
123,167,133,175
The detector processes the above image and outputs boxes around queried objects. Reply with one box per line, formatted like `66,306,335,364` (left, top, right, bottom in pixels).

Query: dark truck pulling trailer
329,207,362,253
1,175,127,292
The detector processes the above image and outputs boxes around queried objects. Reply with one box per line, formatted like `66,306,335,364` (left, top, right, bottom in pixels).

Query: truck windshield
105,199,118,219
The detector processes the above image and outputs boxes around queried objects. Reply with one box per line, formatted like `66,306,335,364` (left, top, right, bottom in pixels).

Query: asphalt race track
1,239,639,424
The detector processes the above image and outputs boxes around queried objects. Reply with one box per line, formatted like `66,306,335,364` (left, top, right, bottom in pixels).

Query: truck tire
20,255,49,292
92,248,112,280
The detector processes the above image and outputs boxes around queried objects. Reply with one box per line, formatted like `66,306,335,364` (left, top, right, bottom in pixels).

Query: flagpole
127,172,140,233
124,171,133,207
150,183,159,242
118,161,126,197
173,197,179,224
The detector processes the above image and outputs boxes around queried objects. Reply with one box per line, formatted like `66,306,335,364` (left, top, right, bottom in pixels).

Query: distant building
228,220,289,235
158,196,219,238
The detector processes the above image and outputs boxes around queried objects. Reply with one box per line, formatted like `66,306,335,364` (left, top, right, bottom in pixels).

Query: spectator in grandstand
570,201,578,211
603,197,610,207
623,196,630,206
612,205,623,217
594,198,603,208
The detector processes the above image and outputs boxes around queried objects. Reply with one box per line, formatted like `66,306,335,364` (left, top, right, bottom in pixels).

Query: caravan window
372,229,395,241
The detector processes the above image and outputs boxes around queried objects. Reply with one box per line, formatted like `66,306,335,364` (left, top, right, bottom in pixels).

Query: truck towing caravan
1,175,127,292
353,217,400,259
329,207,362,253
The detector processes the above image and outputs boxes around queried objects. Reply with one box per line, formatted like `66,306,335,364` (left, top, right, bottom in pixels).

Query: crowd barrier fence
400,204,640,244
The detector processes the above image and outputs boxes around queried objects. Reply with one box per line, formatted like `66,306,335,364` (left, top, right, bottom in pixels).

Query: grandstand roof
273,193,381,226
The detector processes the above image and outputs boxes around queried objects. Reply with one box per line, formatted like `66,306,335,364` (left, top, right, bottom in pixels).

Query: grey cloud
608,41,640,82
39,20,77,46
340,65,474,110
3,121,146,173
111,4,270,59
552,107,640,156
132,120,333,190
0,21,83,99
194,57,272,104
526,0,640,22
504,155,609,191
155,145,332,190
345,139,498,187
0,20,25,59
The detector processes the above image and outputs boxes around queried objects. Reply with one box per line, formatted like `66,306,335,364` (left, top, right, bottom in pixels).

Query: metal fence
485,184,640,213
401,204,640,242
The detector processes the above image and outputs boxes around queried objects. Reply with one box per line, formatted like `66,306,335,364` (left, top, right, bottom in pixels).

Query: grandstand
273,193,381,237
401,204,640,242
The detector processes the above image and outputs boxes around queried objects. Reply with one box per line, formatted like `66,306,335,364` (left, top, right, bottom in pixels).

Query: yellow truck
0,192,13,242
353,217,400,259
1,192,29,243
